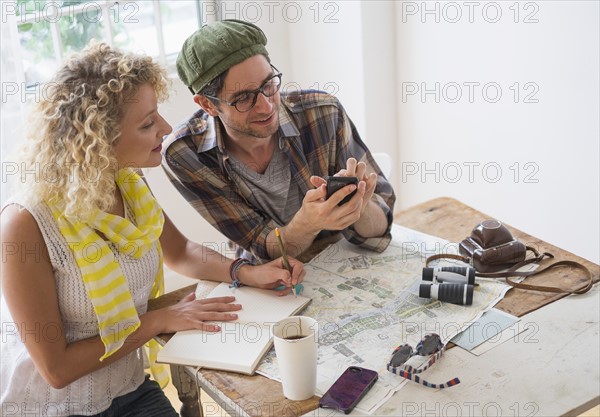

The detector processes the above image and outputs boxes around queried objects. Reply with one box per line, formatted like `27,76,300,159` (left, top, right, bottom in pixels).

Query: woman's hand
155,293,242,333
239,256,306,296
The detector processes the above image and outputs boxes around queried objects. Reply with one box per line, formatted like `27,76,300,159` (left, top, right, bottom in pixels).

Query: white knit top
0,198,160,416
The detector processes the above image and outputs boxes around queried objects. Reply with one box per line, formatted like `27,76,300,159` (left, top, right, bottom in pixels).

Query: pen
275,227,297,297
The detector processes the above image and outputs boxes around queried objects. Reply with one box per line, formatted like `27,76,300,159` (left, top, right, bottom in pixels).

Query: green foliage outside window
16,0,124,63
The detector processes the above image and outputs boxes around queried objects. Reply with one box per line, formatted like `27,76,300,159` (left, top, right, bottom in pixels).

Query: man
162,19,395,263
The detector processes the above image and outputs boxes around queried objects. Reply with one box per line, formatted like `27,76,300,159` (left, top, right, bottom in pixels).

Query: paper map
257,225,511,414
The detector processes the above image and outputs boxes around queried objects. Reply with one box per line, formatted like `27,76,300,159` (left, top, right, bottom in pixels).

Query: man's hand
306,157,387,238
311,157,378,214
270,158,385,259
297,179,365,233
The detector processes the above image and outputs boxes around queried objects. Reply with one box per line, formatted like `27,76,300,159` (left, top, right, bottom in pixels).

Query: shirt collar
193,115,219,154
278,103,300,138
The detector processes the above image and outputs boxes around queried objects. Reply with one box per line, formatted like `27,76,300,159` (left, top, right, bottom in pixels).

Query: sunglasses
386,333,460,389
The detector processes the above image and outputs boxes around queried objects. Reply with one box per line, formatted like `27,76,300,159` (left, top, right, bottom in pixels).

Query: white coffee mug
272,316,319,401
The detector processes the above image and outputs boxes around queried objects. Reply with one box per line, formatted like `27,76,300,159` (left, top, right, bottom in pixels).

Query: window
0,0,201,206
11,0,201,86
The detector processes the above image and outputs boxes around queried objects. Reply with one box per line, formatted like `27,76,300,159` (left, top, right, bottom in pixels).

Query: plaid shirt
162,91,396,262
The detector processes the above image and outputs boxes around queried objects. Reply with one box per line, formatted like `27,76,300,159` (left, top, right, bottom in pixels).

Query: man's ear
194,94,219,117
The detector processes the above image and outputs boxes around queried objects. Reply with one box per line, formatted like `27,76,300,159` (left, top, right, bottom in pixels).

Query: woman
0,43,304,416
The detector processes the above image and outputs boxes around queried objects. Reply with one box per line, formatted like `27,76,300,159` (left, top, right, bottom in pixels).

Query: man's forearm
352,200,389,238
266,218,320,259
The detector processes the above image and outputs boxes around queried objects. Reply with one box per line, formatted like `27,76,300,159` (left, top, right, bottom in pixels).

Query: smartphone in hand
319,366,378,414
325,176,359,206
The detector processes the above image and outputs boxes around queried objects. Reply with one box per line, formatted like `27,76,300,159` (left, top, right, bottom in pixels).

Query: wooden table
148,197,599,417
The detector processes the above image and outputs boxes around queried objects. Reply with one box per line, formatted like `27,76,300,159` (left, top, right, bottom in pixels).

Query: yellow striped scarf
48,169,168,386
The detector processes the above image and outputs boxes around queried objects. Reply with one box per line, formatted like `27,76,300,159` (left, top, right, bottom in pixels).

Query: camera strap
425,247,593,295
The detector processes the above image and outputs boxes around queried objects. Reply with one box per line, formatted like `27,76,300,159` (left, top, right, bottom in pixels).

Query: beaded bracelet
229,258,254,288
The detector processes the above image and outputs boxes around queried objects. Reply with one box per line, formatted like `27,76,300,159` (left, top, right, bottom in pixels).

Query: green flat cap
177,20,268,94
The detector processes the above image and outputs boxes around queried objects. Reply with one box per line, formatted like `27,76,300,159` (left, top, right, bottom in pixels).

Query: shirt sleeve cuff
251,221,279,262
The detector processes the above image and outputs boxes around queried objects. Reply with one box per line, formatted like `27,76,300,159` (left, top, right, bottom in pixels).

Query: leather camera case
459,219,527,272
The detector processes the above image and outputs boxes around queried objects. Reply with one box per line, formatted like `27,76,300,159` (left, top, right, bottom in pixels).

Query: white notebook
156,283,311,375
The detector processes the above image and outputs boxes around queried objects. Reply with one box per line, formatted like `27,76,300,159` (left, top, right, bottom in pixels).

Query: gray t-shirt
228,144,303,226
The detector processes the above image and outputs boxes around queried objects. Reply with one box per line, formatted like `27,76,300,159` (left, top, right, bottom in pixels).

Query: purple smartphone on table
319,366,379,414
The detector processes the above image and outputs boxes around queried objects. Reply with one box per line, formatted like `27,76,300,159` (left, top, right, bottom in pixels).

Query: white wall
361,1,399,161
393,1,599,263
147,77,230,254
151,0,599,264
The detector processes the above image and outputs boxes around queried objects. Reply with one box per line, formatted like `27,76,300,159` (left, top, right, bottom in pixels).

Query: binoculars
422,266,475,285
419,267,475,306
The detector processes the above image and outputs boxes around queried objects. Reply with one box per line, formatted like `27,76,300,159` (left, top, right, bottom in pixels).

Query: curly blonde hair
19,42,169,219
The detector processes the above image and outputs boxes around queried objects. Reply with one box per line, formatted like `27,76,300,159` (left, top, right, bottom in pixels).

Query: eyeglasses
206,66,283,113
386,333,460,389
